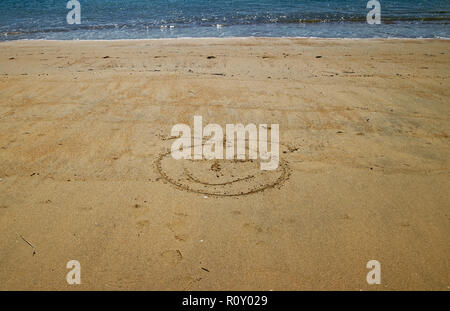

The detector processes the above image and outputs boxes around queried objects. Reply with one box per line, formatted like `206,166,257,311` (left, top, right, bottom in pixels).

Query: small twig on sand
19,235,36,256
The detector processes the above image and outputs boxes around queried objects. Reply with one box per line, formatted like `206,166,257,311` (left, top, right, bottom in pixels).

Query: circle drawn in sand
155,148,290,197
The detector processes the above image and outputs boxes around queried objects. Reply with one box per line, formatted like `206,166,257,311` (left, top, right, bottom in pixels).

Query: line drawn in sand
155,140,292,197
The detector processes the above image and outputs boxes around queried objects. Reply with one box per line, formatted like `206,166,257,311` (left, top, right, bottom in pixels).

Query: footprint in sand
160,249,183,265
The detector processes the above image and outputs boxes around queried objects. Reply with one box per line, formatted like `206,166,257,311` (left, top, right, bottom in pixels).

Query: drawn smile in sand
155,116,291,196
156,149,290,197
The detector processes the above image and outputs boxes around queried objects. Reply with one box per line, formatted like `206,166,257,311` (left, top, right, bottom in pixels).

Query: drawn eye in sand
155,142,291,197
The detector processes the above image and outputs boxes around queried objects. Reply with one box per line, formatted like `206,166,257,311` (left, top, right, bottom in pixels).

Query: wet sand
0,38,449,290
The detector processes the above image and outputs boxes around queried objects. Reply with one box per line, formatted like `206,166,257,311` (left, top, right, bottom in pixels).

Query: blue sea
1,0,449,41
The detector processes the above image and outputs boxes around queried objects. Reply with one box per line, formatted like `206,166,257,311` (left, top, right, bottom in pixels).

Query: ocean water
1,0,449,40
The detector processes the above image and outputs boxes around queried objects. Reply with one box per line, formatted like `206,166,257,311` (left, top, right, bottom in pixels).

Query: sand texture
0,38,449,290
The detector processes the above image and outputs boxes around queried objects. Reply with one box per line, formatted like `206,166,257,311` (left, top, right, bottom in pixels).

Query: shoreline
1,36,450,43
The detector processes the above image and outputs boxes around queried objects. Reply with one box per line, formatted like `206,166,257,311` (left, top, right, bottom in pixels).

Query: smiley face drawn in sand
155,143,292,197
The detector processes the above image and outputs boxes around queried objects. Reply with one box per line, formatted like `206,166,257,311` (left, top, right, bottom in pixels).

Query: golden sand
0,38,449,290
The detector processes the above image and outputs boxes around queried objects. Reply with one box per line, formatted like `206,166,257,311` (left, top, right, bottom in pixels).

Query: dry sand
0,38,449,290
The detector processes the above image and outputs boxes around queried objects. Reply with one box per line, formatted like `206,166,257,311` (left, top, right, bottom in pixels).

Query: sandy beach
0,38,449,290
